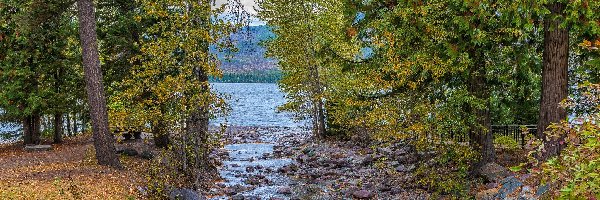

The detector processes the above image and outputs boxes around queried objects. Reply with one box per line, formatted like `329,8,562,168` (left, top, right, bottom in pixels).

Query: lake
211,83,306,128
1,83,304,143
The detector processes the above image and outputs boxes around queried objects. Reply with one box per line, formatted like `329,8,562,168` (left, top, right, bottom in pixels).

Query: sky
214,0,266,26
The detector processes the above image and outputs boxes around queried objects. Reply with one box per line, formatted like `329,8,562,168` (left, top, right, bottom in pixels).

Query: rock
270,198,284,200
123,133,133,140
168,188,204,200
361,155,374,165
137,186,148,196
24,145,52,152
352,189,374,199
246,166,255,172
140,150,154,160
118,148,138,156
225,184,246,195
477,162,511,183
277,186,292,194
396,154,417,164
395,164,415,172
475,188,499,200
245,195,260,200
495,176,523,199
536,184,549,196
231,194,244,200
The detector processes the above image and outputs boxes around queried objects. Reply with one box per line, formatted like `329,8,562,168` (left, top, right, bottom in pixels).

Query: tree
259,0,350,138
536,0,600,159
76,0,121,168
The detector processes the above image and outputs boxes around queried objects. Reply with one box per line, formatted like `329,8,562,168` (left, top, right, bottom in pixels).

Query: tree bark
469,52,495,166
152,120,169,148
23,115,32,145
77,0,121,168
537,2,569,160
66,112,72,136
53,113,63,143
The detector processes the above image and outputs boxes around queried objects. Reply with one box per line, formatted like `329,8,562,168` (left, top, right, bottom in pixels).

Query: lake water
1,83,304,143
211,83,306,128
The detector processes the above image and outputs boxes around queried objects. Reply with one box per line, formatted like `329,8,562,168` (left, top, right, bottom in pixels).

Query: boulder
277,186,292,194
352,189,374,199
477,162,511,183
168,188,204,200
118,148,138,156
140,150,154,160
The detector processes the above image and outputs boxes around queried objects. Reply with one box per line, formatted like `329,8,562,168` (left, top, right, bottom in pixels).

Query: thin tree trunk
66,112,72,136
53,113,63,143
73,112,79,134
537,2,569,160
77,0,121,168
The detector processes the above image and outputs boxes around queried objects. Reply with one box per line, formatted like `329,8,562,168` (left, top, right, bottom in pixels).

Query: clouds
214,0,265,26
214,0,259,15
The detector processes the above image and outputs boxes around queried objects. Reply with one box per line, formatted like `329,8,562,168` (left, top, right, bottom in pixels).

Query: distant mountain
213,25,278,73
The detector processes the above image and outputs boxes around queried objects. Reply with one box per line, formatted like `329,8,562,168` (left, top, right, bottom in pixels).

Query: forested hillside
211,25,280,83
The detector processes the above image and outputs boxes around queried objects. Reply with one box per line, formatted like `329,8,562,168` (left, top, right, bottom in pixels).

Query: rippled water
211,83,306,128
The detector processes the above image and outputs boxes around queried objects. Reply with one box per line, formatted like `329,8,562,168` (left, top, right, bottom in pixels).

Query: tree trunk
187,72,210,166
73,112,79,134
66,112,72,136
469,54,495,166
23,115,32,145
53,113,63,143
77,0,121,168
537,2,569,160
152,120,169,148
315,100,326,137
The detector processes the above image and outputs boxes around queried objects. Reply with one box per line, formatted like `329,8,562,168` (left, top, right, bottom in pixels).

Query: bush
494,135,520,150
524,83,600,199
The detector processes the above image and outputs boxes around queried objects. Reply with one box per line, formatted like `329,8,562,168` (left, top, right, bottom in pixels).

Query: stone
168,188,204,200
476,188,499,200
277,186,292,194
395,164,415,172
536,184,549,196
477,162,511,183
120,148,138,156
352,190,374,199
361,155,374,165
495,176,523,199
140,150,154,160
225,184,245,195
231,194,244,200
24,145,52,152
245,195,260,200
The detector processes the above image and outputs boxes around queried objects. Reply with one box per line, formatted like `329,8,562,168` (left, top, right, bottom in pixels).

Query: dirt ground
0,134,150,200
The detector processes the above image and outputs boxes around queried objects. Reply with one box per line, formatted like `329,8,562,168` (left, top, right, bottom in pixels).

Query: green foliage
414,144,478,198
540,83,600,199
494,135,520,150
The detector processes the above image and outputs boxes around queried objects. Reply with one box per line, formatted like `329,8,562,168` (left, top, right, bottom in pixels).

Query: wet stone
352,189,375,199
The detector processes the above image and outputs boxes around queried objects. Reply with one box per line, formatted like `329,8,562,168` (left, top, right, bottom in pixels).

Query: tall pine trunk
53,113,63,143
77,0,121,168
537,2,569,160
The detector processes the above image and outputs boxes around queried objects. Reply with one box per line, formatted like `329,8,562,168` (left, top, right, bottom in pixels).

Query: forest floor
0,134,150,200
0,129,529,200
